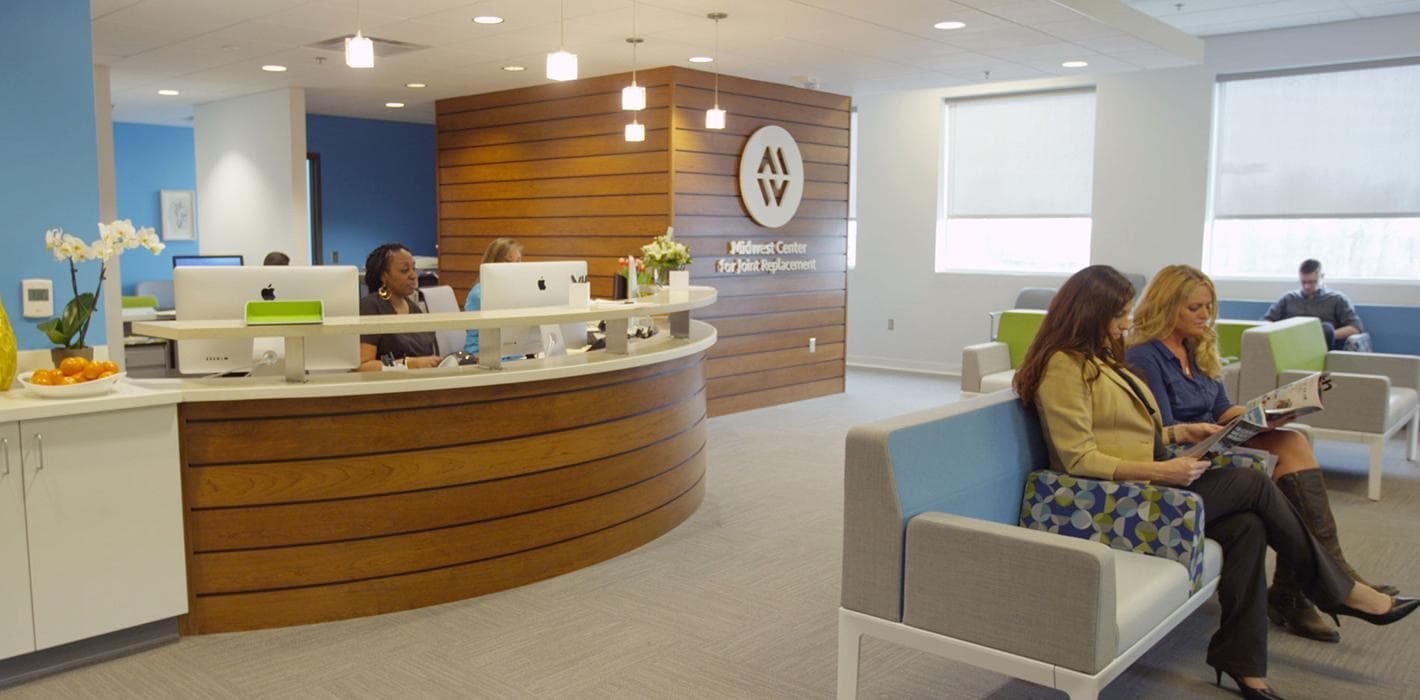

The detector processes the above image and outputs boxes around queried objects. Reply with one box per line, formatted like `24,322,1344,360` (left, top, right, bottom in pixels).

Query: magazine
1184,372,1331,459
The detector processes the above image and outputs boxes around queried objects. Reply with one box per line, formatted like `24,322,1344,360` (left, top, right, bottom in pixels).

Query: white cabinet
0,423,34,660
0,405,187,658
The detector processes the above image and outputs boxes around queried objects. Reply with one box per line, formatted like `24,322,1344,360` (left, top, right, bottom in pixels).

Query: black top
358,292,438,362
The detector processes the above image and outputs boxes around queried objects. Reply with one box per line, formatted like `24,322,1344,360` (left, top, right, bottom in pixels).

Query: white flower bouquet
41,220,165,349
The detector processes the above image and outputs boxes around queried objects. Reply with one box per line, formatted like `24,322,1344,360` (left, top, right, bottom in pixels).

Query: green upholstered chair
1238,317,1419,500
1216,319,1262,401
961,309,1047,395
122,295,159,309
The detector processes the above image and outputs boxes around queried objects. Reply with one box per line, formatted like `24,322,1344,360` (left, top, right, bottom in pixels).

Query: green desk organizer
244,299,325,325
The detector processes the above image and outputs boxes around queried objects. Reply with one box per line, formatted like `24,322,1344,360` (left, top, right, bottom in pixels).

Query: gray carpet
10,369,1420,699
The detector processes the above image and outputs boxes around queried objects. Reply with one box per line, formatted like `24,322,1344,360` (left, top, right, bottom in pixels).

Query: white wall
848,15,1420,375
194,88,309,266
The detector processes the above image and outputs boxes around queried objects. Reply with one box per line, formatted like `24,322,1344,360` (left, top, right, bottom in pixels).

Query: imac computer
172,254,244,267
173,266,360,375
479,261,589,359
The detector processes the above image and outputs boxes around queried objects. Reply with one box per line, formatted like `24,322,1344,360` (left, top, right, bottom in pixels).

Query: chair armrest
1326,351,1420,392
902,512,1116,674
1020,470,1206,593
1283,369,1391,433
1341,333,1373,353
988,310,1003,340
961,342,1010,393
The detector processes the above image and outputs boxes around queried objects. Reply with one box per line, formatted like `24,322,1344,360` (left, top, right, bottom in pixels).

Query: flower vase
0,296,16,391
50,346,95,367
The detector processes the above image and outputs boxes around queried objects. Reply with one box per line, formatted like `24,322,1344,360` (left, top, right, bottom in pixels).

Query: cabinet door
22,406,188,650
0,422,34,660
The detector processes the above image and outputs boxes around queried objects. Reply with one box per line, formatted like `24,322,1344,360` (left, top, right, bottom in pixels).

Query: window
1208,61,1420,280
936,89,1096,273
847,109,857,270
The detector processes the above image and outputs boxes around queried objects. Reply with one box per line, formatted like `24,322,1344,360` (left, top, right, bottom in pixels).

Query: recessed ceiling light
406,82,427,88
157,89,180,96
262,64,287,72
688,56,713,63
472,15,504,24
502,64,525,71
933,21,966,30
1062,60,1089,68
385,102,405,108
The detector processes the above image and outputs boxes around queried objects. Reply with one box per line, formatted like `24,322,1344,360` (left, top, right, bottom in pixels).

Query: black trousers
1187,467,1355,677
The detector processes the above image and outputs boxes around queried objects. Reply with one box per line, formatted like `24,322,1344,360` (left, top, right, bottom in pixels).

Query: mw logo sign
737,125,804,229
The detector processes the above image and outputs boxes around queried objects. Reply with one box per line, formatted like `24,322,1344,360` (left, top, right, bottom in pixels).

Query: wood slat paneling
439,110,668,149
708,308,846,338
669,67,850,111
441,151,666,184
670,108,849,147
672,215,846,238
438,68,673,115
674,194,847,219
675,172,848,201
438,125,669,167
707,325,845,359
442,216,667,237
442,193,668,219
441,173,669,202
696,291,847,320
675,151,848,183
697,272,846,297
707,360,844,400
673,129,849,165
706,344,845,379
707,377,844,415
439,87,670,132
673,84,850,130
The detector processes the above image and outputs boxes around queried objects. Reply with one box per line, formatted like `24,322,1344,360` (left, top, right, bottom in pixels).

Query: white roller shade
1214,63,1420,218
946,90,1096,218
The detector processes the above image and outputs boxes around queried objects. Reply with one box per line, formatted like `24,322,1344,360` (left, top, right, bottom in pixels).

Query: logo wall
738,125,804,229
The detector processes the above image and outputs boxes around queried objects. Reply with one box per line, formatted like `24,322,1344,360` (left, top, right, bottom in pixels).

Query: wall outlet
809,337,817,353
887,318,895,331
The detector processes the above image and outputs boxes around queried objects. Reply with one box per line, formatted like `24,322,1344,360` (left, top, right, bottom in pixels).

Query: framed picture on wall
160,189,196,241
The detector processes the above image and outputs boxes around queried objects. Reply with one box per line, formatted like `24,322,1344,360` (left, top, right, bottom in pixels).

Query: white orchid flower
45,228,65,251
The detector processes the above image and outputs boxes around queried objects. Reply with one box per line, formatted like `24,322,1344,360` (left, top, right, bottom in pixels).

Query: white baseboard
846,355,960,378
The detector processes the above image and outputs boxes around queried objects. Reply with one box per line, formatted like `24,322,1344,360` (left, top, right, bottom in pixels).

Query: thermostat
21,279,53,318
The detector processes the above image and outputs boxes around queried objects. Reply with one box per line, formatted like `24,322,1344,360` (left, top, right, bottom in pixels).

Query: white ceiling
92,0,1416,127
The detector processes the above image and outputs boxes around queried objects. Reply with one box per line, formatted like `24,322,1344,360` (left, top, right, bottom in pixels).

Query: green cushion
1267,318,1327,374
999,310,1048,369
1215,319,1262,364
122,295,158,309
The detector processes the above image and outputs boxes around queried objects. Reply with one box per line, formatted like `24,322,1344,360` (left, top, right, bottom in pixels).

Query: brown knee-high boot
1275,469,1398,595
1269,557,1339,642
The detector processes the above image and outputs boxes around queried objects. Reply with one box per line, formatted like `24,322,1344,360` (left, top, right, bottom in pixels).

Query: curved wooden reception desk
131,294,716,634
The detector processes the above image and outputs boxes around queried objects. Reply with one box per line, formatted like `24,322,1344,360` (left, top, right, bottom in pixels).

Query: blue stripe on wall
0,0,103,350
114,123,198,295
306,114,437,265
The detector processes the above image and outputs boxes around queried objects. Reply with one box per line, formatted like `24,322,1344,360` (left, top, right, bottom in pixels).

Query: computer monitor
172,254,244,267
479,261,588,359
173,266,360,375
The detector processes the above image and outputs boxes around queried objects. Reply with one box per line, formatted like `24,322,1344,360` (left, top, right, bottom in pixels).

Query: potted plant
41,220,164,365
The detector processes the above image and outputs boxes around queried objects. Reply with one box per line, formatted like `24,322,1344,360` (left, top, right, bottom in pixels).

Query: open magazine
1184,371,1332,459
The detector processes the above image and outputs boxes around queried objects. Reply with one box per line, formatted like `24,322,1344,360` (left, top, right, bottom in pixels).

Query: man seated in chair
1264,259,1366,351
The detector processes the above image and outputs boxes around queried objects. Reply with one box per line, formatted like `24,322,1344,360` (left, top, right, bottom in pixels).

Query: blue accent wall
306,114,437,264
114,123,198,294
0,0,104,349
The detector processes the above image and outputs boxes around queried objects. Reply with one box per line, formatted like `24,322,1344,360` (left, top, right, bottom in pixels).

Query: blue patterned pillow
1019,470,1207,592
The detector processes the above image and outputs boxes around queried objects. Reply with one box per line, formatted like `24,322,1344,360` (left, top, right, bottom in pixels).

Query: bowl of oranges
18,357,125,399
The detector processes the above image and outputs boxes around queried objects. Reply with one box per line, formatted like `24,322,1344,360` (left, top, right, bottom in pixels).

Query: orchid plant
41,220,164,349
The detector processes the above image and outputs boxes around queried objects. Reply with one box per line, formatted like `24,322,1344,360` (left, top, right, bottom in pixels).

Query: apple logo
537,277,546,291
261,284,276,301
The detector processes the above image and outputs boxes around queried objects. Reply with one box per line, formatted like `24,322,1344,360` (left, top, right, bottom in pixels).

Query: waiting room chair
962,310,1046,396
1237,317,1419,500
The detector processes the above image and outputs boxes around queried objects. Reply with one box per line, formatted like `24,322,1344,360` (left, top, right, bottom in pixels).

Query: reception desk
130,289,716,634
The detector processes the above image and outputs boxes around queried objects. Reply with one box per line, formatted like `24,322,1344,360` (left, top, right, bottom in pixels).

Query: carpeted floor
10,368,1420,699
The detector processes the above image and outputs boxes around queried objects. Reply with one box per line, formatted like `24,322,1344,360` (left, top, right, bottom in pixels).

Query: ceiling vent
306,35,428,58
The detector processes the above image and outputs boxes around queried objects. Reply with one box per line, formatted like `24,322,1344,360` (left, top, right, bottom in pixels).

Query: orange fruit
29,371,53,386
59,375,79,385
98,361,120,374
82,364,104,381
98,370,117,379
59,357,88,376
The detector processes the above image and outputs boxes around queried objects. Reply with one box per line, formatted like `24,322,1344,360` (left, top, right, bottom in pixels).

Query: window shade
1214,63,1420,218
946,90,1096,218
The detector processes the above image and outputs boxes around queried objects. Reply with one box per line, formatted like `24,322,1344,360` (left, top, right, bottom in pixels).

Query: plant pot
51,346,95,367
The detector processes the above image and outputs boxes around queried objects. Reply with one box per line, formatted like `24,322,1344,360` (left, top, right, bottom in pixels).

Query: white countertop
0,380,183,422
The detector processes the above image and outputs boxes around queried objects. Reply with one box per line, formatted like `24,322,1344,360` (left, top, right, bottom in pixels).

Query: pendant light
546,0,578,81
625,118,646,142
705,12,727,130
345,0,374,68
622,3,646,111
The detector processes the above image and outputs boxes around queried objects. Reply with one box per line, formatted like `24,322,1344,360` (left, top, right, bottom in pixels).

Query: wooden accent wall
436,67,849,416
177,355,706,633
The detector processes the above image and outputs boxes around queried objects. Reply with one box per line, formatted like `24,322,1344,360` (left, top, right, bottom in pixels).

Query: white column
94,63,125,369
194,88,310,266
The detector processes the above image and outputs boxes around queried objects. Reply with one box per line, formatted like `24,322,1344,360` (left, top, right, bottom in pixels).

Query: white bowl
17,370,125,399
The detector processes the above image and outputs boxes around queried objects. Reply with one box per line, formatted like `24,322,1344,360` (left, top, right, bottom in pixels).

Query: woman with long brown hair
1014,265,1415,700
1127,265,1396,644
462,237,524,357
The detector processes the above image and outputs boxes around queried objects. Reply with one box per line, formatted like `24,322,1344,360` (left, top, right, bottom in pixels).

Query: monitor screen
479,261,588,359
173,266,360,375
172,254,244,268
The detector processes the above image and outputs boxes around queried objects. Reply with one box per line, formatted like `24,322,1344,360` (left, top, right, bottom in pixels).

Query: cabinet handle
34,433,43,472
0,437,8,476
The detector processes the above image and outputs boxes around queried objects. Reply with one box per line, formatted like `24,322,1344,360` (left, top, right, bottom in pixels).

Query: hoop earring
378,285,391,300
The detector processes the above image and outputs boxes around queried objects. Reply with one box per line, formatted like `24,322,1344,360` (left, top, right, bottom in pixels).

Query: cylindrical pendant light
345,0,374,68
546,0,578,81
705,12,727,129
622,37,645,110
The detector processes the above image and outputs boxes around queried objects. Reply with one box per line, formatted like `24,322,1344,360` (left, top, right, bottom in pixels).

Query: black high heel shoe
1322,595,1420,627
1215,669,1286,700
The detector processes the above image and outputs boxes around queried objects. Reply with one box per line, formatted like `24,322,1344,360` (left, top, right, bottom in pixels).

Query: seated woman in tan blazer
1013,265,1415,700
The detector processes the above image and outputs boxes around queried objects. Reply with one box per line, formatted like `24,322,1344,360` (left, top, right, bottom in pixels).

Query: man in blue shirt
1263,259,1363,350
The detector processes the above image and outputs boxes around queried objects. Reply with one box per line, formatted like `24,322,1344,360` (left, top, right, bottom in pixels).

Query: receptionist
357,243,441,371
